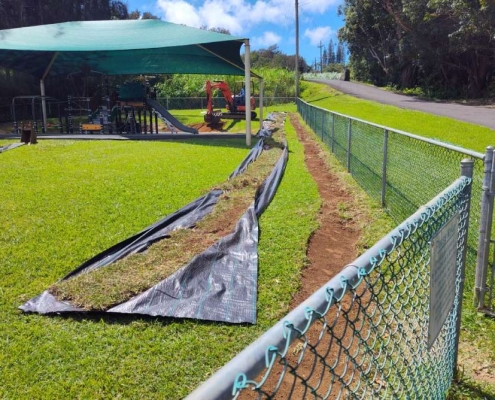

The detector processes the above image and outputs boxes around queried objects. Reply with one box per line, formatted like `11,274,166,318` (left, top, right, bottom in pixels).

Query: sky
124,0,345,67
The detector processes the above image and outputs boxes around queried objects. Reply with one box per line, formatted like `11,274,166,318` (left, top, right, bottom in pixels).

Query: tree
327,39,335,64
339,0,495,97
335,42,345,64
200,26,231,35
129,9,160,19
249,45,309,72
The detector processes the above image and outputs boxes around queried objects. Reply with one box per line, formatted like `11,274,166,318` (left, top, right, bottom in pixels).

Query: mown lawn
301,80,493,153
301,82,495,398
0,119,320,398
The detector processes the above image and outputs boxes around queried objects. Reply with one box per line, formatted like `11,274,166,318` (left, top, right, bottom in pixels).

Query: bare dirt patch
458,338,495,386
239,114,363,399
191,122,225,133
288,113,360,308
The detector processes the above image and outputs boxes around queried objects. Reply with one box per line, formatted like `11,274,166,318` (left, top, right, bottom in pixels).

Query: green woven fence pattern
187,175,472,399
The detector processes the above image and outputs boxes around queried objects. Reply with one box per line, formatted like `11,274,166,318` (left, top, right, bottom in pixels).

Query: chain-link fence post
381,129,389,208
331,113,335,153
347,118,352,172
454,158,474,377
321,109,325,141
474,146,495,309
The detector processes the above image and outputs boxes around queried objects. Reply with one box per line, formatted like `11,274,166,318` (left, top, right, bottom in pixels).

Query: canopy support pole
259,78,264,128
244,39,251,147
40,52,59,131
40,80,47,132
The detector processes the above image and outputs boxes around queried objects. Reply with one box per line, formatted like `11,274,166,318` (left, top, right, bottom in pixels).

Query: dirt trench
288,113,360,308
239,115,363,399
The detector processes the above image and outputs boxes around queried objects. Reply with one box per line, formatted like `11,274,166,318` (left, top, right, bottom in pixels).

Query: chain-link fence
188,167,473,399
297,99,485,277
155,97,296,110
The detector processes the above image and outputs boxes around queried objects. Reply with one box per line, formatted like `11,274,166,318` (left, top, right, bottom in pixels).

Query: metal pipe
321,109,324,141
39,52,59,132
381,129,389,208
347,118,352,172
40,79,47,133
331,113,335,153
295,0,299,97
259,78,264,128
244,39,252,147
454,159,474,378
474,146,495,309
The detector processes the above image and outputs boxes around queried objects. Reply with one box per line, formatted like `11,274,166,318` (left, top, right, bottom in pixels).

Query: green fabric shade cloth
0,19,251,78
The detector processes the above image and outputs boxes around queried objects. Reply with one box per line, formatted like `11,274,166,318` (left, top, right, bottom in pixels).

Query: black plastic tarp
0,142,24,153
20,114,288,324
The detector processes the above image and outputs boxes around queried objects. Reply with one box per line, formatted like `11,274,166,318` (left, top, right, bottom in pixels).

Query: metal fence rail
155,96,296,110
188,165,473,399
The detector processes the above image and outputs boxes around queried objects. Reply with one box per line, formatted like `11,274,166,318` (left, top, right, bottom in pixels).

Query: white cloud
156,0,302,35
304,26,334,46
156,0,341,42
157,0,202,27
252,31,282,48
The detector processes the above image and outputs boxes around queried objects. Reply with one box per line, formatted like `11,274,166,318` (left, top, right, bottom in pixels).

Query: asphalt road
309,79,495,130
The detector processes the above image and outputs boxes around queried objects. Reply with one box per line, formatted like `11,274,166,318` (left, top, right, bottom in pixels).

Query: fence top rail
297,98,484,160
186,174,472,400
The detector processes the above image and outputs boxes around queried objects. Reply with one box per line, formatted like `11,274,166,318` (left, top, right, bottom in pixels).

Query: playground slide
146,99,198,134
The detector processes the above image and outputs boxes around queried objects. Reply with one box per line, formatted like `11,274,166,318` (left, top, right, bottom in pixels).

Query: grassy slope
301,82,495,398
301,80,493,153
0,119,320,398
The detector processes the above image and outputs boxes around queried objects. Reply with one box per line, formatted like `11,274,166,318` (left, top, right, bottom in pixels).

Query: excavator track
221,111,257,120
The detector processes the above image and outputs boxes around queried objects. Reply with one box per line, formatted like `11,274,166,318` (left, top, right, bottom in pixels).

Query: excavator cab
204,80,257,124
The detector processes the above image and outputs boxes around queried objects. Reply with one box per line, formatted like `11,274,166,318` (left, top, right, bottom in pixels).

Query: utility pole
318,41,324,73
295,0,299,97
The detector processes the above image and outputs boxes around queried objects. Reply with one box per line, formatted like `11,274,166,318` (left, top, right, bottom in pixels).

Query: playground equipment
204,80,256,124
11,95,66,143
11,77,198,137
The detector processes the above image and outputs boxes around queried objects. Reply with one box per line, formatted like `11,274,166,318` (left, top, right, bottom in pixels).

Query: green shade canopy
0,20,250,78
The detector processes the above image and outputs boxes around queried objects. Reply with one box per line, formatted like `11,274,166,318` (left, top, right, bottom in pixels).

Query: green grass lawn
0,120,320,398
300,82,495,398
301,80,494,153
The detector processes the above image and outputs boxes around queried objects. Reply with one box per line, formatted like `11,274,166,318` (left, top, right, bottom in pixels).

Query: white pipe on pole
259,78,264,127
295,0,299,97
40,52,59,133
244,39,252,147
40,79,47,131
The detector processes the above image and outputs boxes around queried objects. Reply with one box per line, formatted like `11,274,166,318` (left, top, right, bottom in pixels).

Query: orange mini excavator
204,80,257,123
